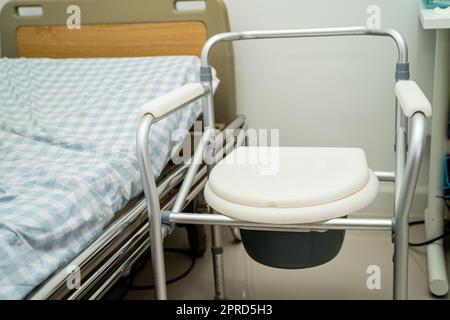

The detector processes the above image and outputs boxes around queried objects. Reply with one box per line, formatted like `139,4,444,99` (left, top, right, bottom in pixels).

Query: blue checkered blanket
0,56,204,299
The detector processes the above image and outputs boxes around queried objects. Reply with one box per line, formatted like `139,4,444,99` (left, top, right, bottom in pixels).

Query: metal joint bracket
202,84,212,94
160,213,175,234
200,66,213,82
211,246,224,255
395,62,410,81
391,217,396,243
161,211,172,224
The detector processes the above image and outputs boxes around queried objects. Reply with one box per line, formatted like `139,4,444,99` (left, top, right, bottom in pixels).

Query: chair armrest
395,81,432,118
139,83,206,119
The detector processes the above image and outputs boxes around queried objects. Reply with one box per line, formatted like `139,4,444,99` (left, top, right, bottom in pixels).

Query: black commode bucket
240,228,345,269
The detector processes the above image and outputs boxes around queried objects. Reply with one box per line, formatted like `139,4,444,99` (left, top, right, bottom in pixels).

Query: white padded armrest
395,80,432,117
139,83,205,118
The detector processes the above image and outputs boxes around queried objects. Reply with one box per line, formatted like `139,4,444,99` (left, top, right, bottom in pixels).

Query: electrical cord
406,198,450,247
127,248,197,290
409,230,450,247
117,247,197,299
408,218,450,247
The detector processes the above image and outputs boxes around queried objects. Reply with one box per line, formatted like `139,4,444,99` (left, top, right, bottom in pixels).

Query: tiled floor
123,217,449,300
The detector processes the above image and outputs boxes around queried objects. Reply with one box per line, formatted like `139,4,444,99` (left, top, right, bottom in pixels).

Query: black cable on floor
409,231,450,247
409,220,426,226
128,248,197,291
408,218,450,247
116,247,196,300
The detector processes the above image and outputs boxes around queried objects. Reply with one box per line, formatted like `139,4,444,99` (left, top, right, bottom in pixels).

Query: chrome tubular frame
393,113,427,298
27,116,243,299
165,213,393,232
136,114,168,299
136,89,246,299
137,26,427,301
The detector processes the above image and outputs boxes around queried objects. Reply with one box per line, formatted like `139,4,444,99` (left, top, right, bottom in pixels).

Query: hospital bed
137,27,431,300
0,0,242,300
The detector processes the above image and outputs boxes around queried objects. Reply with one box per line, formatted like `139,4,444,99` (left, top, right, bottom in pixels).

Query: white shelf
420,8,450,29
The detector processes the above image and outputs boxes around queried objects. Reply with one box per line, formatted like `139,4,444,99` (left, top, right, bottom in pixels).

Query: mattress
0,56,204,299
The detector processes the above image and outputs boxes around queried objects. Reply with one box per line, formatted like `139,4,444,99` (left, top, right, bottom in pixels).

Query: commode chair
136,27,432,300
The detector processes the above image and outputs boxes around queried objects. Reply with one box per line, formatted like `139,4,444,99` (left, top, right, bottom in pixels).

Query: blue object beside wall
423,0,450,9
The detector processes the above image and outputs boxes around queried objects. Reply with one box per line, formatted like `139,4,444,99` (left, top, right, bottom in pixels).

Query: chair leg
211,224,226,299
150,226,168,300
393,218,409,300
392,112,427,300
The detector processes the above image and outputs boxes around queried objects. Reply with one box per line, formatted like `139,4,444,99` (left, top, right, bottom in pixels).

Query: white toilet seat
205,147,379,224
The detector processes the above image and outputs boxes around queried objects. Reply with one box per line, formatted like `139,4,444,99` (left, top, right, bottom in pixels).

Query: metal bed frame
0,0,237,300
137,27,428,300
25,116,246,300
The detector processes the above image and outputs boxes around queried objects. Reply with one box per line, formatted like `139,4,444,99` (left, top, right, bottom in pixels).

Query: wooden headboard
0,0,236,123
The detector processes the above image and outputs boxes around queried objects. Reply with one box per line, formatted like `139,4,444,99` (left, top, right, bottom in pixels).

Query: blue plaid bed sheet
0,56,205,299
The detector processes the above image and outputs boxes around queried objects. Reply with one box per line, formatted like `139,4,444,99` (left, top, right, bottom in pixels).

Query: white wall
223,0,435,192
0,0,6,19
